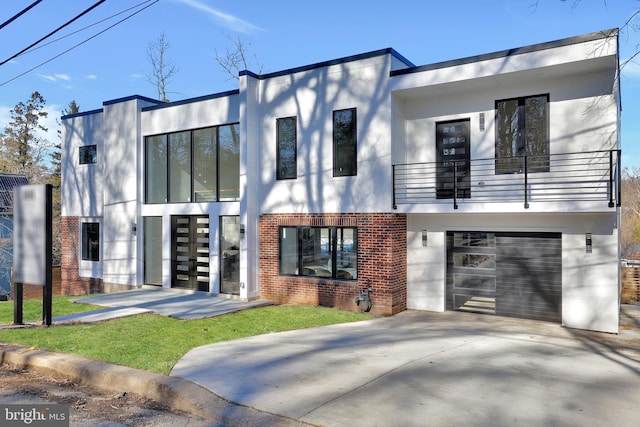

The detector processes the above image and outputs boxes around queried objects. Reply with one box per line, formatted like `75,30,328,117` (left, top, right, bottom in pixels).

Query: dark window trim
278,225,358,280
276,116,297,180
333,108,357,177
79,145,97,165
494,93,550,175
144,123,240,204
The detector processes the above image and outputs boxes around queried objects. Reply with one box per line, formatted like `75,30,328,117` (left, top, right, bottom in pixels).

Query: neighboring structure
61,29,622,332
0,173,29,297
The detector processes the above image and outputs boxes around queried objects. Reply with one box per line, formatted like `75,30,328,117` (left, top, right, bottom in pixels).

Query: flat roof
391,28,618,77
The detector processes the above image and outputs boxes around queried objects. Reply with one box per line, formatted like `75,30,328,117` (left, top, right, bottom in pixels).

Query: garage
446,231,562,322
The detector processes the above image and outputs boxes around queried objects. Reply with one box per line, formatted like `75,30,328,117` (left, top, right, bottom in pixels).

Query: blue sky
1,0,638,167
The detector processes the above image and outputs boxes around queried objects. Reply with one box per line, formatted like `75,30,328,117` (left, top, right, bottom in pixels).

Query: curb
0,344,308,426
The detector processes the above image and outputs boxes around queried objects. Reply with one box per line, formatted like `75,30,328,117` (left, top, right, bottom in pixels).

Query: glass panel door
171,215,210,291
436,119,471,199
220,216,240,295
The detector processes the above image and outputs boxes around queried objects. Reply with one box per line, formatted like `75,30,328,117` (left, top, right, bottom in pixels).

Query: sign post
12,184,53,326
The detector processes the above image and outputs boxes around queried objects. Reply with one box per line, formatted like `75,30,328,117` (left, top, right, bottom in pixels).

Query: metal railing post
608,150,614,208
453,161,458,209
524,155,529,209
392,164,397,209
617,149,622,207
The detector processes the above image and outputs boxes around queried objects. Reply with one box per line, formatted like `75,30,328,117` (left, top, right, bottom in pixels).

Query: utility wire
0,0,107,68
0,0,159,88
0,0,43,31
23,0,154,56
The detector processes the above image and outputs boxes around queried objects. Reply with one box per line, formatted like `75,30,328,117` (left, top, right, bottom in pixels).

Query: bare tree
622,167,640,256
215,36,263,81
146,32,178,102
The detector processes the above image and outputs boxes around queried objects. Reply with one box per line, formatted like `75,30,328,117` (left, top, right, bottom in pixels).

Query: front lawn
0,299,370,374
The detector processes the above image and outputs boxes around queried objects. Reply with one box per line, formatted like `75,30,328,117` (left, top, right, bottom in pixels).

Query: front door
171,215,210,291
436,119,471,199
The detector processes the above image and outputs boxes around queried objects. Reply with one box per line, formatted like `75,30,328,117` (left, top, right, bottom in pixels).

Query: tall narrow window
79,145,97,164
219,124,240,201
333,108,357,177
279,227,298,275
169,131,192,203
81,222,100,261
277,117,297,180
144,217,163,285
193,128,217,202
146,135,168,203
495,94,549,174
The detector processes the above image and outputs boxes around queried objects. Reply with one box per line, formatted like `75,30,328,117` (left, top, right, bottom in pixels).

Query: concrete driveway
171,308,640,427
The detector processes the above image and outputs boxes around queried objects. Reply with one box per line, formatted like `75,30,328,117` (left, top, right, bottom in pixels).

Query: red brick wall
60,216,103,295
259,213,407,316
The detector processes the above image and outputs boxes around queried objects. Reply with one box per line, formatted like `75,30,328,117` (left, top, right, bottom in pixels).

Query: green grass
0,296,100,324
0,300,370,374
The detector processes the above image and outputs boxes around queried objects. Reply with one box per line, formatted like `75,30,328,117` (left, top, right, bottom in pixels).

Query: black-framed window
145,124,239,204
495,94,549,174
81,222,100,261
276,116,297,180
79,145,97,164
333,108,357,177
279,226,357,280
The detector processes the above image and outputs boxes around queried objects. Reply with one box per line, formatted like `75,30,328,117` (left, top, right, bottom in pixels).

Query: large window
145,124,239,203
495,94,549,174
79,145,97,164
277,117,297,180
279,226,357,280
333,108,357,177
81,222,100,261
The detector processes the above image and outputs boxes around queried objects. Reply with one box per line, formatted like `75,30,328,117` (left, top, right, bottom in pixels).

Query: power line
0,0,107,68
0,0,43,31
23,0,155,56
0,0,160,88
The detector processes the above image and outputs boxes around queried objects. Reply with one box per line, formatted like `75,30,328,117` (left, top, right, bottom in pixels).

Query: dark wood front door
171,215,210,291
436,119,471,199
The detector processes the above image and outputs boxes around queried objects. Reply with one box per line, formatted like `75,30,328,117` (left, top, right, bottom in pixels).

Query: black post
13,281,23,325
453,161,458,209
392,164,397,210
608,150,615,208
43,184,53,326
524,155,529,209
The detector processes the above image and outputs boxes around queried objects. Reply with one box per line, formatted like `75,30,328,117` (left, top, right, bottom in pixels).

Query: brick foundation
60,216,103,295
259,213,407,316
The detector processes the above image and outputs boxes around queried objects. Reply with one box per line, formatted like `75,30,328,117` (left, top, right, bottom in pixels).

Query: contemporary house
61,29,621,333
0,173,29,297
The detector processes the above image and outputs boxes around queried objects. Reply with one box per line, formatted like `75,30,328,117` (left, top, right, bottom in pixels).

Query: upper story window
495,94,549,174
81,222,100,261
79,145,97,164
279,226,357,280
276,116,297,180
145,124,239,204
333,108,357,177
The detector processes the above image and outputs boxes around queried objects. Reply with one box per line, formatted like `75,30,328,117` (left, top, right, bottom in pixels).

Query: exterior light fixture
422,230,428,247
586,233,592,253
240,224,245,239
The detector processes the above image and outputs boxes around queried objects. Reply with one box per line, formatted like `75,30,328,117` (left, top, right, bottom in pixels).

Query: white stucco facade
61,30,621,332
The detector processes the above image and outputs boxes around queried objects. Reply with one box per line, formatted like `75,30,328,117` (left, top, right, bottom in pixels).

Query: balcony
392,150,621,210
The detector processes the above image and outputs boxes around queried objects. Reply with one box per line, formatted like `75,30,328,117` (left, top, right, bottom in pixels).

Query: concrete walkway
54,288,272,324
171,307,640,427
